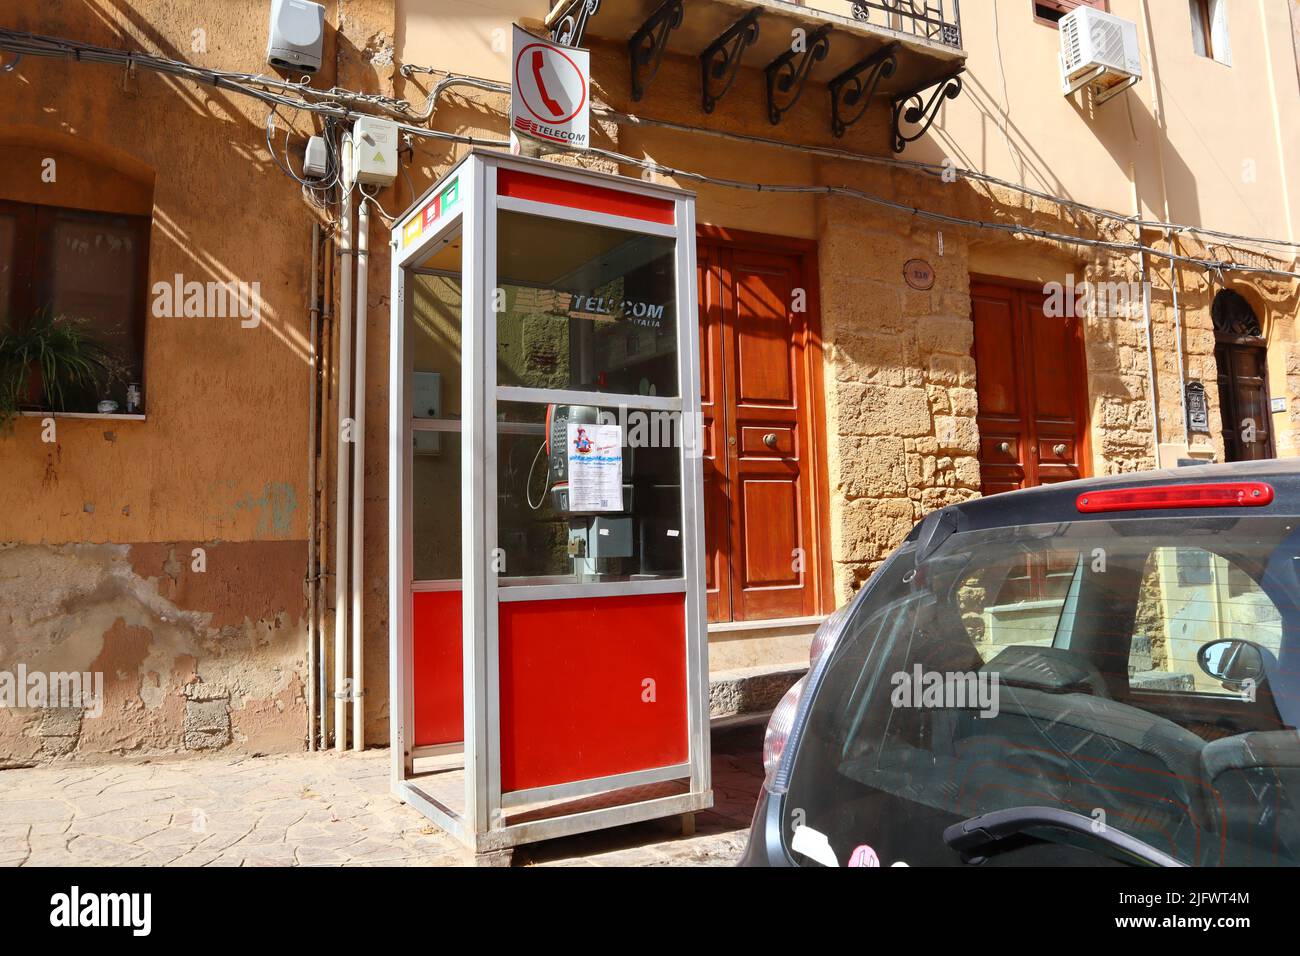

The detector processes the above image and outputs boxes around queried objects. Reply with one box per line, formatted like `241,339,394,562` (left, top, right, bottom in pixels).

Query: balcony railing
846,0,962,49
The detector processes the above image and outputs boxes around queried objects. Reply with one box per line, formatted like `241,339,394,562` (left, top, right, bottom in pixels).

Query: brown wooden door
700,237,821,623
972,280,1089,494
1216,340,1275,461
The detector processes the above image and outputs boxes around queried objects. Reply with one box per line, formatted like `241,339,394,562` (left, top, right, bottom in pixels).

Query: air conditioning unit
1059,6,1141,105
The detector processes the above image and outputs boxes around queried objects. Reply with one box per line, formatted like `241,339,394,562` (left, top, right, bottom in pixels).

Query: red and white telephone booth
388,150,711,854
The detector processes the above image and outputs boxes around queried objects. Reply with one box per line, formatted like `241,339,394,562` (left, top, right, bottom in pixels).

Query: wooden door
1216,340,1275,461
972,279,1089,494
699,236,823,623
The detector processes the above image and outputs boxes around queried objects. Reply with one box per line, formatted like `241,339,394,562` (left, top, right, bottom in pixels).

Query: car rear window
784,515,1300,867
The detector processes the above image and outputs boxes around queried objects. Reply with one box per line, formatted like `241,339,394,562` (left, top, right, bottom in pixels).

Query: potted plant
0,310,126,433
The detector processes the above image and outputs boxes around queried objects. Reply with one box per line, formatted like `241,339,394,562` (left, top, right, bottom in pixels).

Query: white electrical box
303,135,328,178
267,0,325,74
352,116,399,186
1060,6,1141,105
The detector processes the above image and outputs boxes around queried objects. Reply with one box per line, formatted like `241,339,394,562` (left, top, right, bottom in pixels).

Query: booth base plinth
396,761,713,855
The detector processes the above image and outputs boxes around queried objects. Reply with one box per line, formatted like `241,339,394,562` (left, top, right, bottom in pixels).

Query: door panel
972,279,1088,492
698,246,730,622
972,285,1029,492
1216,341,1274,461
699,239,821,623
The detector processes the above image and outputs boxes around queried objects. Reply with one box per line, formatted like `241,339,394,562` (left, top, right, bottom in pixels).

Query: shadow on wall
0,0,386,761
910,68,1200,232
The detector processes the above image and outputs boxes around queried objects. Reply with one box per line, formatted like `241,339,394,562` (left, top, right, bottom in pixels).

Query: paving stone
2,727,764,867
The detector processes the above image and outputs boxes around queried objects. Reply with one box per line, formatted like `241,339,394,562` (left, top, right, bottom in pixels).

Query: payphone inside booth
389,150,710,855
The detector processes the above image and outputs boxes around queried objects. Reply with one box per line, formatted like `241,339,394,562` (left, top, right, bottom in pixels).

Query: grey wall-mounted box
267,0,325,74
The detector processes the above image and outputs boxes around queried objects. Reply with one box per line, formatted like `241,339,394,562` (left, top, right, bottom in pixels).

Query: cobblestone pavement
0,725,764,867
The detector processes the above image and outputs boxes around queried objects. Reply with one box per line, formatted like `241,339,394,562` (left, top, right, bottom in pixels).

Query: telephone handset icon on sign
532,51,565,118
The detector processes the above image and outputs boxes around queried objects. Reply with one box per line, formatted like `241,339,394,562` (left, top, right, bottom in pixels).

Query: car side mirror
1197,638,1266,689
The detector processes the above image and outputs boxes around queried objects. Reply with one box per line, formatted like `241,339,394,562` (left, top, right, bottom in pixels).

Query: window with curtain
1191,0,1232,65
0,200,150,414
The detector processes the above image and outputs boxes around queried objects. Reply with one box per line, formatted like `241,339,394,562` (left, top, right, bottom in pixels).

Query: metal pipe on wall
334,134,355,753
307,221,320,751
1141,246,1161,458
1130,163,1161,461
1168,233,1189,443
350,195,370,752
319,235,334,749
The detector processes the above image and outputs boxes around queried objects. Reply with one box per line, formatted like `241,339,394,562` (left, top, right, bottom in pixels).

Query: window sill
19,410,146,422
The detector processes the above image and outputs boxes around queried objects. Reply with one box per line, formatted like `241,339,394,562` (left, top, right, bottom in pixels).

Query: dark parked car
743,460,1300,867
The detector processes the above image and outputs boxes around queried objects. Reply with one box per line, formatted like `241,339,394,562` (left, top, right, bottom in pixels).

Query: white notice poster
567,422,622,512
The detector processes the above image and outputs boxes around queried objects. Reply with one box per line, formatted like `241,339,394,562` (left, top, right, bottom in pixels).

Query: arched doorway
1212,289,1274,461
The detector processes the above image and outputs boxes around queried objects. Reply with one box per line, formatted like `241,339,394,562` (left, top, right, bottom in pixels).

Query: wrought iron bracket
890,66,964,153
551,0,601,48
764,24,831,125
828,41,898,138
700,9,761,114
629,0,684,102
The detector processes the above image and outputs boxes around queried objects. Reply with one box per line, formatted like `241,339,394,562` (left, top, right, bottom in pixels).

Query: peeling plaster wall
0,541,306,764
0,0,324,761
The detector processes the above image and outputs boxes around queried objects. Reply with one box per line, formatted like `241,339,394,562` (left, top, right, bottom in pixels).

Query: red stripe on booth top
496,169,676,225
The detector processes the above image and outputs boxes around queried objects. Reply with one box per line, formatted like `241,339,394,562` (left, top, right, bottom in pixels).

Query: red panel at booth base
499,592,689,793
413,590,463,747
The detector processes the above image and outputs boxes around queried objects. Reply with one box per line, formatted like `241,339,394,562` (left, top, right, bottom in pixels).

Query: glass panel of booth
407,232,464,585
491,209,687,588
495,210,679,397
495,400,685,585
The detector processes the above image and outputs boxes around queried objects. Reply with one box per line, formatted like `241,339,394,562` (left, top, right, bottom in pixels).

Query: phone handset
526,405,599,511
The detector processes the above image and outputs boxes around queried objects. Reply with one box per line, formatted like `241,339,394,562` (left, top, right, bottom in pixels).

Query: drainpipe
1141,249,1161,460
319,235,334,749
350,194,369,752
1168,232,1189,444
307,221,320,751
1132,164,1161,459
334,133,355,753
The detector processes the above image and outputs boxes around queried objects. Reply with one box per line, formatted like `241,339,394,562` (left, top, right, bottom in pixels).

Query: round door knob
1053,443,1067,456
998,441,1011,454
763,433,779,449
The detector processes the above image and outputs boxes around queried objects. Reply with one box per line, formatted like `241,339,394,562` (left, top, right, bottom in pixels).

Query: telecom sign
511,24,590,150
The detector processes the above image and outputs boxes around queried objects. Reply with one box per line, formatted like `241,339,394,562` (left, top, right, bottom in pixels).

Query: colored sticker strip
402,177,461,247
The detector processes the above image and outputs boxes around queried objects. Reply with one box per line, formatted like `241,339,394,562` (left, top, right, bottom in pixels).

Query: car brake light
1076,482,1274,513
762,603,854,779
762,678,804,779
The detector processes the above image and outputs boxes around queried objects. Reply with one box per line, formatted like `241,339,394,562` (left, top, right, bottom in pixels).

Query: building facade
2,0,1299,761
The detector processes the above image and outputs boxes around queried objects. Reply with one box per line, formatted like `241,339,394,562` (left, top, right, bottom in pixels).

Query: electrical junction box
267,0,325,74
353,116,399,186
303,135,328,178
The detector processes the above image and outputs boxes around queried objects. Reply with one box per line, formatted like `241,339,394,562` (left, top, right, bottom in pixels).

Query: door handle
1053,443,1067,456
998,441,1011,454
763,432,779,449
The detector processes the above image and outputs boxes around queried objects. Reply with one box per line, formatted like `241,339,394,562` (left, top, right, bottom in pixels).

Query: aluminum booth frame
388,150,711,854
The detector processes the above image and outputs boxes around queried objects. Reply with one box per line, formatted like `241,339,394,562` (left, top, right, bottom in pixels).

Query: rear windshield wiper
943,806,1187,867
